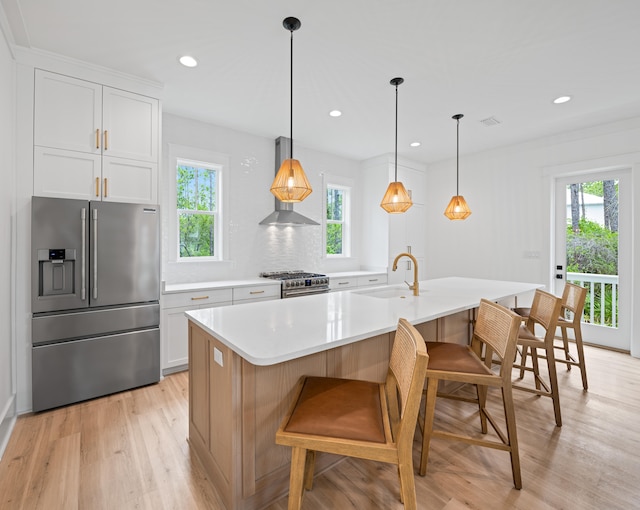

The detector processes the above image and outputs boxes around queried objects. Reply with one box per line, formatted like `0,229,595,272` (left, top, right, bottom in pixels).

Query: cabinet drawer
163,288,233,309
330,277,357,291
233,285,280,303
357,274,388,287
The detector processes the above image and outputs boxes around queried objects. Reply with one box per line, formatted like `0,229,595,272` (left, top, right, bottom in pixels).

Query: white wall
161,113,363,284
425,116,640,357
0,9,17,458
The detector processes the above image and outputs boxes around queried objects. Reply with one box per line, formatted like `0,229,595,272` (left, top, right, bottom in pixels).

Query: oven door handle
282,287,329,298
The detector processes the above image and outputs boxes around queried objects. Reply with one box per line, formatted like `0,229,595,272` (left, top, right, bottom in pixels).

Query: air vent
479,116,501,127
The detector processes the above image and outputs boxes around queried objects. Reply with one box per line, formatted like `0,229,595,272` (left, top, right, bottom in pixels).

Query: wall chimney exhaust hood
259,137,319,226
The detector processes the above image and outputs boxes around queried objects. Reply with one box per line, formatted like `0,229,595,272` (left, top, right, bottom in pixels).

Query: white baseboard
0,394,17,460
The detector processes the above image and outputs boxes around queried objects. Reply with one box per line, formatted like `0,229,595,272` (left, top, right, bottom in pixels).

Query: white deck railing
566,272,619,328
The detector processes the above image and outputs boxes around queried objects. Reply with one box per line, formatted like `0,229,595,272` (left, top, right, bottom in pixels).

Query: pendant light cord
289,28,294,160
456,116,459,195
394,82,398,182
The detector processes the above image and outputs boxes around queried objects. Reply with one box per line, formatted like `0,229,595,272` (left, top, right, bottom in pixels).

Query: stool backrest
386,318,429,443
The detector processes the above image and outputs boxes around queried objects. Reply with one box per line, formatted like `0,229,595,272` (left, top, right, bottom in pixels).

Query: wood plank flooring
1,344,640,509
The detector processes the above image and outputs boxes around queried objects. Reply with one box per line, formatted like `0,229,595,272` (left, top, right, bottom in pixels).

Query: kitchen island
185,277,541,510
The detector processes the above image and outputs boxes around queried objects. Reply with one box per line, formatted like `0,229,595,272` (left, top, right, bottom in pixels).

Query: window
177,159,221,260
326,184,351,257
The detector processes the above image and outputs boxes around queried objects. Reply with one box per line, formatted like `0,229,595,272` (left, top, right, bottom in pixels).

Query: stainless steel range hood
259,137,319,226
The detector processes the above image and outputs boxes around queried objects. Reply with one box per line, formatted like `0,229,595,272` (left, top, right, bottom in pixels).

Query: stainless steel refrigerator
31,196,160,412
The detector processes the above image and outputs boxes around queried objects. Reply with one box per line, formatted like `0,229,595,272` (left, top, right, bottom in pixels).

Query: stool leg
573,325,588,390
288,447,307,510
545,343,562,427
502,384,522,489
560,325,572,370
303,450,316,490
477,383,488,434
419,378,438,476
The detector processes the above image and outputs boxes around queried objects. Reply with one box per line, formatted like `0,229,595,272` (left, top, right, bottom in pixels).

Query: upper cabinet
33,70,159,204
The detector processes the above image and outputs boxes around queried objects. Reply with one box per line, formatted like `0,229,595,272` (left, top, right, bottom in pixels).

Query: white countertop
185,277,543,366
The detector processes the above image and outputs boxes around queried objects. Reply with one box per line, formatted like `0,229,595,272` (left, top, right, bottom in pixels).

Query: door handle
81,208,86,301
95,177,100,197
93,208,98,300
95,129,100,149
103,178,108,198
103,130,108,150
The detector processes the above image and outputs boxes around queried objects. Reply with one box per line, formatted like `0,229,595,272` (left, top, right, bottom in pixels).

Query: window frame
167,144,229,264
325,182,352,258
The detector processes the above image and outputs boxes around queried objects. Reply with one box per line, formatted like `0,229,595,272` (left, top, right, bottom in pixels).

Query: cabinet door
102,87,159,163
34,146,101,200
162,300,232,371
163,306,191,370
34,70,102,155
102,157,158,204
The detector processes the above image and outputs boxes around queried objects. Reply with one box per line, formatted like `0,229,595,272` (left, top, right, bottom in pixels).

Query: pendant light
270,17,312,203
380,77,413,214
444,114,472,220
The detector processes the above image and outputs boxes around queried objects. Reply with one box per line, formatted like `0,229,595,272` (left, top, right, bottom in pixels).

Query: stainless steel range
260,270,330,298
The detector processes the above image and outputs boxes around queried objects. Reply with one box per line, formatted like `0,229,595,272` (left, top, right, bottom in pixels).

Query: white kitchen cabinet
33,69,159,204
357,274,388,287
329,277,358,292
161,289,232,373
161,283,280,373
329,273,388,292
232,284,280,304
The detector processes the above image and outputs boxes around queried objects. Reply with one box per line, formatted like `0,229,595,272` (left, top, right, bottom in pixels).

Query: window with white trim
176,158,221,260
326,184,351,257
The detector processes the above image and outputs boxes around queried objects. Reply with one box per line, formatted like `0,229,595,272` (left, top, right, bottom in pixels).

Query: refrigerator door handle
93,208,98,300
81,208,86,301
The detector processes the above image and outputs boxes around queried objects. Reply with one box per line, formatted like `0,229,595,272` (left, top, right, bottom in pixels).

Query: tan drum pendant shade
381,77,413,214
444,114,472,220
270,17,312,203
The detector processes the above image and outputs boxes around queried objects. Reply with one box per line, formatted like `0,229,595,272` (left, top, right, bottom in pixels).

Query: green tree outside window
177,164,218,258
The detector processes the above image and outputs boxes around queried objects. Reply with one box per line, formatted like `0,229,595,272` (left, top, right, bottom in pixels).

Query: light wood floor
2,344,640,510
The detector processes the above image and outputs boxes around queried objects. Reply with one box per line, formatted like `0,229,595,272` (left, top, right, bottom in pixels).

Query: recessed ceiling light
329,110,342,117
553,95,571,104
179,55,198,68
410,142,421,147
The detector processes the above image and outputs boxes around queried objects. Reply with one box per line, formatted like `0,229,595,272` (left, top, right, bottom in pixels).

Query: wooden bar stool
515,283,588,390
418,299,524,489
513,289,563,426
275,318,429,510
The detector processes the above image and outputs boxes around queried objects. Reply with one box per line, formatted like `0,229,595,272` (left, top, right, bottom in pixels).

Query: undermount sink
354,287,415,299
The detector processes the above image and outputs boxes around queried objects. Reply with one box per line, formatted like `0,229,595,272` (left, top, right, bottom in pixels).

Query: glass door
554,170,630,350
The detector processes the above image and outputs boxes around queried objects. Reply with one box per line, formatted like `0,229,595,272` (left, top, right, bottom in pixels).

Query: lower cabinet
161,284,280,374
329,272,388,292
161,289,232,374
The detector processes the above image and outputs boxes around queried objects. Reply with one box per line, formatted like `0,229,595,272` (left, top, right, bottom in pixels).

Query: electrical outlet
214,347,224,367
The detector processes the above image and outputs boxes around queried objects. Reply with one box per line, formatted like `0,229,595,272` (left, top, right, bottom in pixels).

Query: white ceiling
4,0,640,164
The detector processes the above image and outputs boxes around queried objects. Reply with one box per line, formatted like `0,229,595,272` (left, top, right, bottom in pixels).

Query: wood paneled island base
188,313,472,509
186,278,541,509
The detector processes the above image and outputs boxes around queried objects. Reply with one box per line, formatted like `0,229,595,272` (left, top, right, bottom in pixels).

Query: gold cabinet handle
249,290,265,295
95,177,100,197
95,129,100,149
103,178,108,198
103,130,108,150
191,296,210,301
338,281,350,285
